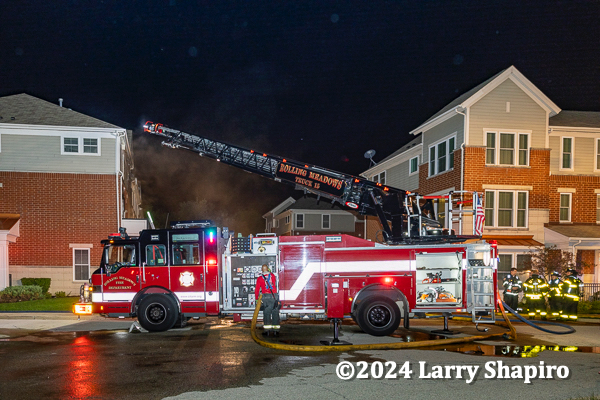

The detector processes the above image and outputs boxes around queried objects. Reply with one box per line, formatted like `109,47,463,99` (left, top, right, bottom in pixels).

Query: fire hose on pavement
250,291,518,352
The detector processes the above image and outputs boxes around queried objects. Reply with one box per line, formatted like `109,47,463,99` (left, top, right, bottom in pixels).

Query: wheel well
352,284,410,327
131,286,181,316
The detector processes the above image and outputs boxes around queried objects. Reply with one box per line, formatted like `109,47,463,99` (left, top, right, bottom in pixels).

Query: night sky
2,1,599,234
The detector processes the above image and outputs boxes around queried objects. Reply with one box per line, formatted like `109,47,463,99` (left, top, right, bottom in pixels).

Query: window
322,214,330,229
83,138,98,154
295,214,304,229
486,132,496,164
484,191,495,227
561,137,573,169
172,242,201,265
428,135,456,176
62,136,101,155
516,254,532,271
285,215,290,225
498,254,513,273
372,171,386,184
484,190,528,228
64,137,79,153
146,244,167,266
559,193,571,222
74,249,90,281
409,156,419,175
596,139,600,170
485,131,529,166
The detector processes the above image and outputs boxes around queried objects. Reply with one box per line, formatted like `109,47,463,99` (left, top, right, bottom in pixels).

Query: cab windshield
105,244,137,268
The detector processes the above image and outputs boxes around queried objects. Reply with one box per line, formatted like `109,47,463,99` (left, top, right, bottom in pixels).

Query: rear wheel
356,296,401,336
138,294,178,332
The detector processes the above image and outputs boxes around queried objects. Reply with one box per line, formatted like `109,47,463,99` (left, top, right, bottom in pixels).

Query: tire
138,294,179,332
355,296,401,337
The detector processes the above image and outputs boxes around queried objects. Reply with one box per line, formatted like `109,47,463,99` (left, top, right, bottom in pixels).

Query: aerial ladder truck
73,122,497,338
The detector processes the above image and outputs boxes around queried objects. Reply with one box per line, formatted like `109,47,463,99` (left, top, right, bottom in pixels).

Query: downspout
456,107,467,234
112,130,127,229
571,239,582,269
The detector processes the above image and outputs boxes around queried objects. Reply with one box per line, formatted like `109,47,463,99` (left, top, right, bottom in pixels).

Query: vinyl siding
0,134,116,174
549,135,598,175
469,79,546,148
385,159,419,191
295,212,355,232
422,114,463,164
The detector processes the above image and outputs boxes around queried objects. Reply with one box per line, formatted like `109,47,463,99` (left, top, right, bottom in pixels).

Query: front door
101,243,142,302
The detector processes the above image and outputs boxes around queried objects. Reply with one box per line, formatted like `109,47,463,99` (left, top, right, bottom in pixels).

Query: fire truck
74,122,498,337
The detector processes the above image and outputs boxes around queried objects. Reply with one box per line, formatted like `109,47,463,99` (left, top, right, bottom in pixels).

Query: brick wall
462,147,551,210
576,250,596,275
418,148,462,195
549,175,600,223
0,171,117,268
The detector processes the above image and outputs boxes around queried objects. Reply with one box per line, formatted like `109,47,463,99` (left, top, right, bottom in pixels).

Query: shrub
0,285,43,302
20,278,51,295
578,300,600,314
55,291,67,298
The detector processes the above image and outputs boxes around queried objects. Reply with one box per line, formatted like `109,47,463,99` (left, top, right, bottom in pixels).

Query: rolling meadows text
335,361,570,383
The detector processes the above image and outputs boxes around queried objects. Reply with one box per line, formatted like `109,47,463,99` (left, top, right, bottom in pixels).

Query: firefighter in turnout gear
523,271,549,319
502,267,522,312
255,264,281,336
547,271,563,318
561,268,583,321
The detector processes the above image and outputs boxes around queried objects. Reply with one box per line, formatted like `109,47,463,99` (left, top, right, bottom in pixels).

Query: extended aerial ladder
143,121,478,244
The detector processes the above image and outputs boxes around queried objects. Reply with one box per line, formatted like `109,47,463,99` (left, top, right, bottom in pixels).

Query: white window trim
73,247,91,282
61,135,102,156
372,171,386,184
595,138,600,172
559,193,572,223
427,134,456,177
484,130,531,167
559,136,574,171
295,213,304,229
484,190,529,229
284,215,290,225
322,214,331,230
409,155,419,176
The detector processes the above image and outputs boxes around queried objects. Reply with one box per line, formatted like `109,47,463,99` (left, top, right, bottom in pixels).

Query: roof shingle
0,93,120,129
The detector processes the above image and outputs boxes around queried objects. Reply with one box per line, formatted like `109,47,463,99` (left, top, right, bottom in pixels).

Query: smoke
133,133,295,236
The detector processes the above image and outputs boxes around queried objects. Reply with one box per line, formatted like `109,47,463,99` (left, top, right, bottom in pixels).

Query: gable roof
378,134,422,165
278,196,346,214
410,66,561,135
550,111,600,129
0,93,121,129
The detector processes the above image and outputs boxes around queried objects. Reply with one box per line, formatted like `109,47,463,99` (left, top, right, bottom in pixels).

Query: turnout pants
563,297,578,320
525,297,546,317
262,293,280,330
548,296,562,317
503,292,519,312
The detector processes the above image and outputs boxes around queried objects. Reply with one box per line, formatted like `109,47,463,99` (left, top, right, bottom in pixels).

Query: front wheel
355,296,401,336
138,294,179,332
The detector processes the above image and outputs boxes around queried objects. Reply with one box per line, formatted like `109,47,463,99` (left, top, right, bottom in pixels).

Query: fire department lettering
276,162,346,197
104,276,136,290
179,271,195,287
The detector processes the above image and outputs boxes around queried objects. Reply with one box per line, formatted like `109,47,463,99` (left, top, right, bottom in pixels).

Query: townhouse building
362,66,600,285
263,196,365,238
0,94,142,293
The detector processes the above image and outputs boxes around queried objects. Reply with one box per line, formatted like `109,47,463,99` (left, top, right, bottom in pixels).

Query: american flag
475,196,485,236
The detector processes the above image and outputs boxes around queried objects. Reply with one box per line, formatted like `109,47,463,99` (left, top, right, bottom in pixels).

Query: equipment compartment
415,252,462,306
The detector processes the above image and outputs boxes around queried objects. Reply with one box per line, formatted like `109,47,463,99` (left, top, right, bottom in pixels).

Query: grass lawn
0,297,77,312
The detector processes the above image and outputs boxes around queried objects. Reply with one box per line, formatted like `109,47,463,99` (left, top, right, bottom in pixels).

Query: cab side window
145,244,167,266
172,243,201,265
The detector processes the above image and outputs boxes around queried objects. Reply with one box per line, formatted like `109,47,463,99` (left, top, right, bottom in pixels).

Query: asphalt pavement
0,313,598,400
